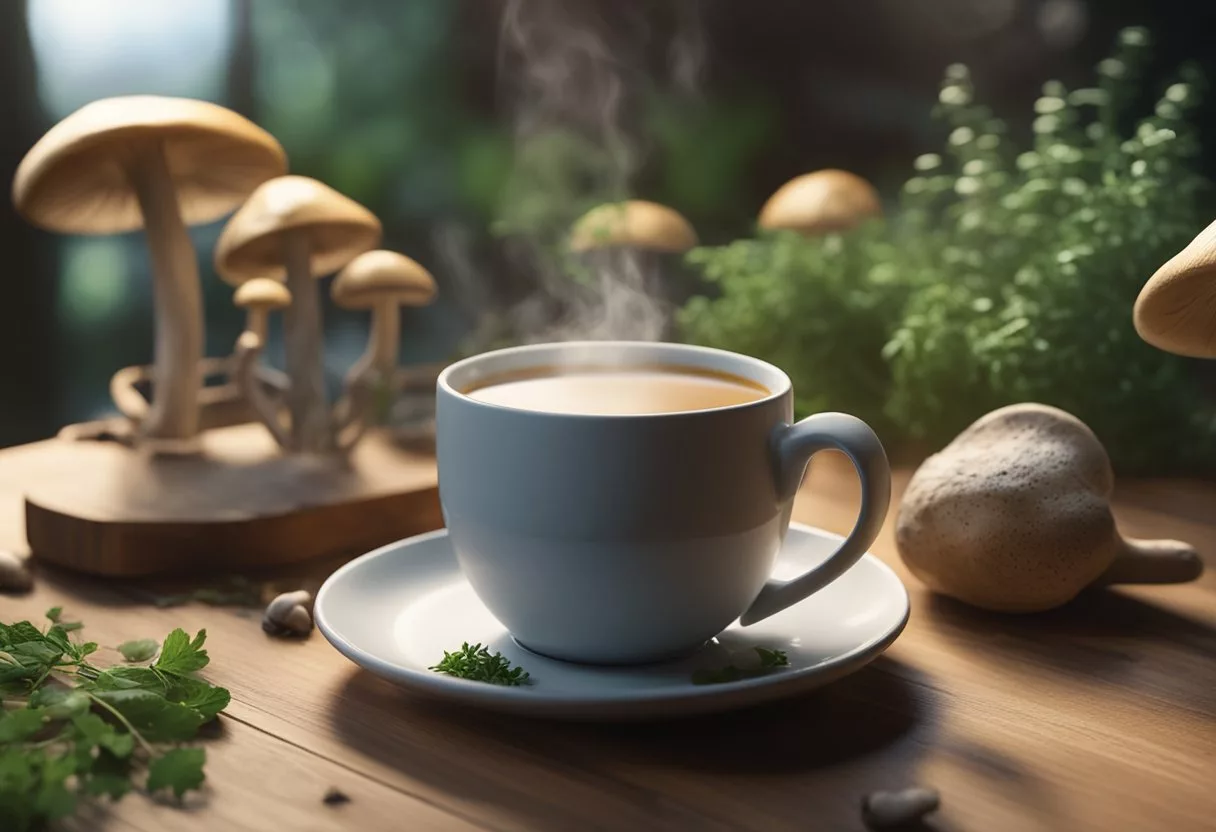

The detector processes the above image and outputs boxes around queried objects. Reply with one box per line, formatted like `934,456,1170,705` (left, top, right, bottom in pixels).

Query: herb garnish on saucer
692,647,789,685
430,642,531,686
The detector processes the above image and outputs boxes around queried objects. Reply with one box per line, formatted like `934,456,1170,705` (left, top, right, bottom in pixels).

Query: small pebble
322,787,351,806
861,787,940,829
0,550,33,594
262,590,313,637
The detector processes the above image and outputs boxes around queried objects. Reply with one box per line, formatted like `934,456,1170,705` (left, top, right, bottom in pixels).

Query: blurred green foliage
680,29,1216,474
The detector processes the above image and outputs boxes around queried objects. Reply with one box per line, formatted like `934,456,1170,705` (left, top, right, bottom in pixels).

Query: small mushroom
861,787,940,829
262,590,313,637
0,550,33,593
897,403,1203,612
568,200,698,253
234,278,291,343
758,169,882,235
13,96,286,444
1134,217,1216,357
330,251,436,449
216,176,382,453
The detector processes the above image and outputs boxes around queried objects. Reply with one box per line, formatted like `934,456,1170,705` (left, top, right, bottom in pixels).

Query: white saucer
315,523,909,720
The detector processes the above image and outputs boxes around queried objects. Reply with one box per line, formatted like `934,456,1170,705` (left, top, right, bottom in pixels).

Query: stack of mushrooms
12,95,439,458
758,169,882,235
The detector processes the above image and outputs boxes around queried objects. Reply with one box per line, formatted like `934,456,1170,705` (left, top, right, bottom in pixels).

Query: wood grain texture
1,446,1214,830
19,424,440,576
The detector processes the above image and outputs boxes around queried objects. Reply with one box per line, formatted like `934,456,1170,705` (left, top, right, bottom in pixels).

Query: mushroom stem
233,331,291,449
370,299,400,373
109,364,150,422
125,141,203,443
1098,537,1204,586
281,230,331,452
333,300,399,442
244,308,269,342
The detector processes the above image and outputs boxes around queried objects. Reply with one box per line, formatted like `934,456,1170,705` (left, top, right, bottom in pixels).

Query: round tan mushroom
569,200,698,253
1134,217,1216,357
12,96,286,443
215,175,382,452
234,278,291,342
330,251,436,450
758,169,882,235
896,403,1202,612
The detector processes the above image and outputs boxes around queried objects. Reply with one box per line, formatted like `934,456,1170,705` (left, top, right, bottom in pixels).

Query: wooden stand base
21,422,441,576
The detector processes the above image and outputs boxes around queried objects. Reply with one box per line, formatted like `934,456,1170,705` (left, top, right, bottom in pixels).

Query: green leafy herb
118,639,159,663
692,647,790,686
0,616,228,831
430,643,531,686
680,28,1216,475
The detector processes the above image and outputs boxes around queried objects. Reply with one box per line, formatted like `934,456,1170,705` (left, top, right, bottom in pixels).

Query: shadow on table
328,655,941,828
925,588,1216,711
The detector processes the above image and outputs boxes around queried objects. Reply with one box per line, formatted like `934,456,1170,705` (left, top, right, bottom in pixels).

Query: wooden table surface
3,442,1215,832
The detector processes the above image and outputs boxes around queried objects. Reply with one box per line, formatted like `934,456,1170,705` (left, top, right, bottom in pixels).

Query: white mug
436,341,891,664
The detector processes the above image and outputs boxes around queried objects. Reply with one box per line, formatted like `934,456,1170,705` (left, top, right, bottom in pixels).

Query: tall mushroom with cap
758,169,882,235
1134,217,1216,357
569,200,698,253
234,278,291,343
12,96,286,444
215,175,381,452
229,278,293,448
330,250,437,450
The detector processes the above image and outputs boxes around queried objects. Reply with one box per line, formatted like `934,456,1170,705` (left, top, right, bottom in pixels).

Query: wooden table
3,444,1215,831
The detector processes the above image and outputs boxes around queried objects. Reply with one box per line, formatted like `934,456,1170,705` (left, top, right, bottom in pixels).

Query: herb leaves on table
0,609,229,831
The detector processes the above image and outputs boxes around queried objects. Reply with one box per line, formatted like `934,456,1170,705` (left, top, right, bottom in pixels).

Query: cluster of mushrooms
12,95,437,455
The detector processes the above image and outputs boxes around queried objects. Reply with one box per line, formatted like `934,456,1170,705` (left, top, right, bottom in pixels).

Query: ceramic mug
436,341,891,664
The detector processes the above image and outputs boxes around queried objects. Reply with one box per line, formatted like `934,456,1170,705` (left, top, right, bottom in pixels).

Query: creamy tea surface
464,365,769,415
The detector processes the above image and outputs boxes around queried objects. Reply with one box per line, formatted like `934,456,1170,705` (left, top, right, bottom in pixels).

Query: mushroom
896,403,1202,612
329,250,437,449
215,176,381,453
568,200,698,253
262,589,313,637
1134,217,1216,357
12,96,286,444
230,280,293,449
0,550,33,593
758,169,882,235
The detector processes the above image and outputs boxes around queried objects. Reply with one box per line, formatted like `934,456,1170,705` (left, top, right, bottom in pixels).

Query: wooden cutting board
14,422,441,576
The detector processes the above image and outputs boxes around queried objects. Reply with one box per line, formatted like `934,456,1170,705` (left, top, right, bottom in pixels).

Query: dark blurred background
2,0,1214,448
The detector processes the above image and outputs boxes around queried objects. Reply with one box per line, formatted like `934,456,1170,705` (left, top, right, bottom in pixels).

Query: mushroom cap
1134,218,1216,358
234,278,291,311
568,200,698,253
12,96,286,235
331,250,437,309
758,169,882,235
895,403,1118,612
214,175,382,286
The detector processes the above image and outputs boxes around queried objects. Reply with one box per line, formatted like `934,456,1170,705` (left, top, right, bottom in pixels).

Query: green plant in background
680,28,1216,474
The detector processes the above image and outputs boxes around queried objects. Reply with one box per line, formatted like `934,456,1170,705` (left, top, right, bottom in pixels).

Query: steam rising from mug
438,0,707,348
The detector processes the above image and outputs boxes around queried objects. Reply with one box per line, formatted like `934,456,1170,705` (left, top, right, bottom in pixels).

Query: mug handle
739,412,892,626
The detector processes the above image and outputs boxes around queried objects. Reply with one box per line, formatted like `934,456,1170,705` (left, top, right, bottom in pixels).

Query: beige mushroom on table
215,176,381,453
12,96,286,446
231,279,293,448
568,200,698,253
896,403,1202,612
330,250,437,450
758,169,882,235
1134,217,1216,357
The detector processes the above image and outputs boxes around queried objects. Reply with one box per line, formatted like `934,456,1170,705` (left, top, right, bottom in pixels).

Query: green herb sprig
430,642,531,686
692,647,790,685
0,610,229,831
